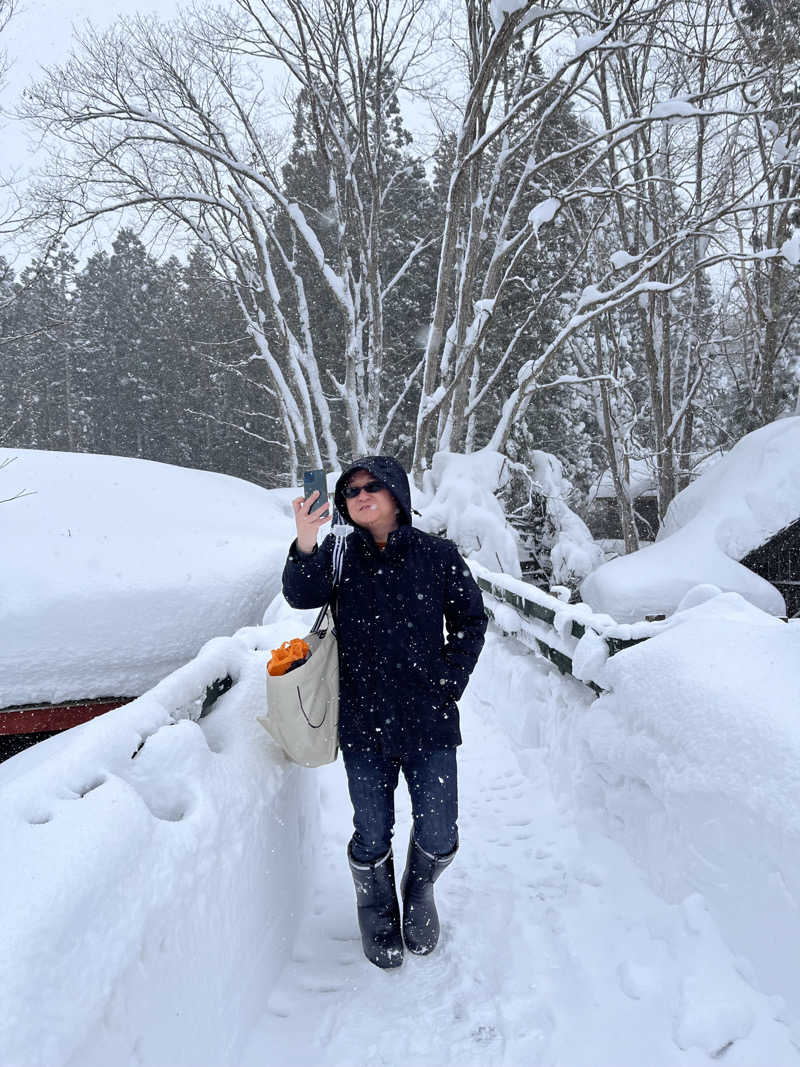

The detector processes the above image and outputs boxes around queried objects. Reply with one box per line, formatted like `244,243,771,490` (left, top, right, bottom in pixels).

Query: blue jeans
343,747,458,863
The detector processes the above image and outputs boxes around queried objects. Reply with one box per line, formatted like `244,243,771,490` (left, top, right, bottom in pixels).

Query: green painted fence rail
475,573,642,692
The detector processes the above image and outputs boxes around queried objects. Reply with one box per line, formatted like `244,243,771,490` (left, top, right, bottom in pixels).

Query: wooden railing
472,562,646,693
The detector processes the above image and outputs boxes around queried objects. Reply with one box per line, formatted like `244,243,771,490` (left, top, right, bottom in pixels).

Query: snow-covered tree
276,76,440,465
474,0,800,536
22,0,444,478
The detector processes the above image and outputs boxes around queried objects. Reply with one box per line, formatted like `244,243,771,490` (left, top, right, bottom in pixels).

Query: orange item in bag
267,637,311,677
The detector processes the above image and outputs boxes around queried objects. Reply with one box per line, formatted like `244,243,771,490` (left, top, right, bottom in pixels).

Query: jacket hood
334,456,412,526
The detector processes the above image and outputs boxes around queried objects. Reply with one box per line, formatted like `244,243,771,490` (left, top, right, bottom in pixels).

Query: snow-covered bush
417,448,603,589
519,450,604,587
417,450,522,577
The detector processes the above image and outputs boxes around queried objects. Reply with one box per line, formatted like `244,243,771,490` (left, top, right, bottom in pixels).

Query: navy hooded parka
282,456,488,757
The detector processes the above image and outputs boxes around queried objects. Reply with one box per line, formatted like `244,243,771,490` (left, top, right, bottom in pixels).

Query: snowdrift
472,593,800,1036
581,418,800,621
0,448,292,707
5,448,800,1061
0,611,322,1067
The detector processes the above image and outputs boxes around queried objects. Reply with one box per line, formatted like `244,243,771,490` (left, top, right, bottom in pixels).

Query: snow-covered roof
589,457,659,501
0,449,295,707
580,418,800,621
589,452,723,501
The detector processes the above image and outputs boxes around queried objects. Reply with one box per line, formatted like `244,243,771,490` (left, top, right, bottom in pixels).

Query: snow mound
580,595,800,1025
0,609,323,1067
476,592,800,1033
658,418,800,556
581,418,800,621
418,450,522,576
0,449,295,707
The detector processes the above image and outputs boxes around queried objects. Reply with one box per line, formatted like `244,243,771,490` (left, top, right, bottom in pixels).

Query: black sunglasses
342,480,385,499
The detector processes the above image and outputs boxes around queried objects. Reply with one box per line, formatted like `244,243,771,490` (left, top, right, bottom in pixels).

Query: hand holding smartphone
293,469,330,554
303,469,329,514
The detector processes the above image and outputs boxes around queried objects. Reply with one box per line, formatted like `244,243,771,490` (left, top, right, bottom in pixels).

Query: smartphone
303,469,329,514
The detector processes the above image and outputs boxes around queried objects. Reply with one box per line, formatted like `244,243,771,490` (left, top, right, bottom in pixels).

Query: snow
0,597,323,1066
589,455,659,500
516,359,533,385
650,99,702,121
782,231,800,267
528,450,604,584
581,418,800,621
563,593,800,1032
0,448,292,707
488,0,529,31
235,612,800,1065
576,282,604,310
589,452,722,502
574,29,609,57
609,249,640,270
418,449,522,576
773,136,790,164
420,383,447,417
420,446,601,593
284,201,350,309
527,196,560,238
4,452,800,1065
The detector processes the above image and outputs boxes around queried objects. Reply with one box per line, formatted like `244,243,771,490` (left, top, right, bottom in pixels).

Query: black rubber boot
400,834,458,955
347,843,404,969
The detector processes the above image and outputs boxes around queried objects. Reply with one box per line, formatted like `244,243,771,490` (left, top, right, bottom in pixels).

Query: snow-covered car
0,448,293,760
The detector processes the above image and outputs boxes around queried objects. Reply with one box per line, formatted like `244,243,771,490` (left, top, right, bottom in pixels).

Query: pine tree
179,245,285,485
4,248,79,451
467,48,597,479
277,75,439,464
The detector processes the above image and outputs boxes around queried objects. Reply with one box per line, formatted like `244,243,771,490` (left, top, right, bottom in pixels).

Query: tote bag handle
311,509,349,636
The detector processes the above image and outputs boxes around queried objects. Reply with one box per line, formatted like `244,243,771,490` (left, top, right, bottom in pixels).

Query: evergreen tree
3,248,79,451
178,246,285,485
278,76,439,464
472,48,597,480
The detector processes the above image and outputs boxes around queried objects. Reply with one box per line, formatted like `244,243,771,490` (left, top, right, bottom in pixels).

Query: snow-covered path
241,667,797,1067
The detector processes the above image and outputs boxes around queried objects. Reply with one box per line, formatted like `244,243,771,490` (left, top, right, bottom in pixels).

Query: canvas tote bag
260,603,339,766
259,523,348,767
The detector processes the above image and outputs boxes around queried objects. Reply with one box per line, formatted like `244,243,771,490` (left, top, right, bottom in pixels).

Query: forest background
1,0,799,563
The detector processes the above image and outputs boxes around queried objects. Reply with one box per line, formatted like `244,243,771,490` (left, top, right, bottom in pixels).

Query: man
283,456,487,968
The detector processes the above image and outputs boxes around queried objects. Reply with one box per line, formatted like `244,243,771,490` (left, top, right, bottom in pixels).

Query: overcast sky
1,0,221,263
2,0,183,175
0,0,441,264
